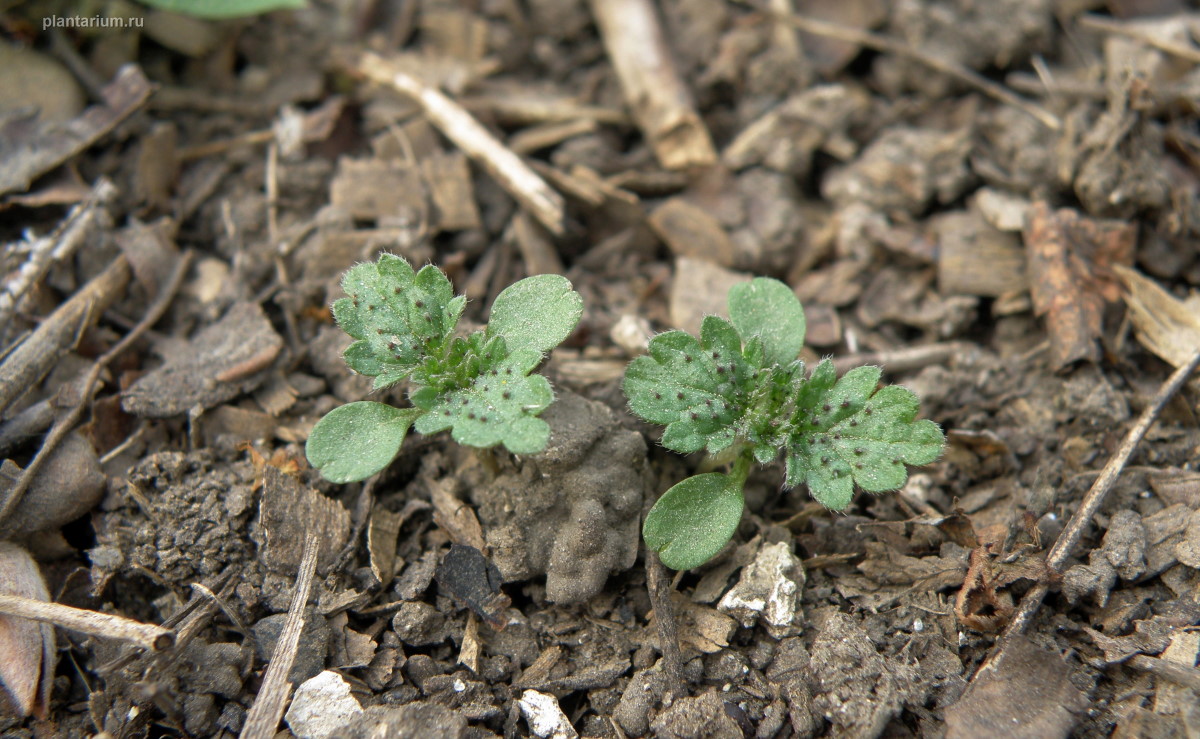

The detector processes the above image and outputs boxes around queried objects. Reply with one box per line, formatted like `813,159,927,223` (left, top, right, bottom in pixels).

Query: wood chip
254,466,350,576
421,150,481,231
1023,201,1135,369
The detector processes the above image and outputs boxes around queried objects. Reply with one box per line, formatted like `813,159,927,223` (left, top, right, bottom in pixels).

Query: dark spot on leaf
461,399,469,406
841,399,851,408
850,420,858,427
892,459,901,465
865,407,873,415
855,448,865,455
443,410,450,416
712,351,720,359
813,417,821,426
352,299,359,307
684,354,692,363
716,365,725,374
855,462,863,469
820,456,829,464
505,368,512,375
705,399,713,406
807,438,815,445
394,287,402,294
415,300,424,307
424,313,433,322
502,391,511,399
468,413,475,419
367,304,375,311
822,404,831,412
480,416,487,422
482,386,489,391
711,413,719,420
654,392,662,400
676,392,684,400
492,369,499,376
833,434,841,440
690,413,699,420
832,470,841,477
376,328,384,334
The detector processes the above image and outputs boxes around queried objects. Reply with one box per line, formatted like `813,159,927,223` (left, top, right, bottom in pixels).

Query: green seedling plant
623,278,944,570
306,254,583,483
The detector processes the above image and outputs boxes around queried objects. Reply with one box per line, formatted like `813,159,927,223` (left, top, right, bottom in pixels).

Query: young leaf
414,348,554,454
333,255,458,390
306,402,423,483
784,361,944,509
728,278,805,366
487,274,584,354
622,318,749,455
643,473,744,570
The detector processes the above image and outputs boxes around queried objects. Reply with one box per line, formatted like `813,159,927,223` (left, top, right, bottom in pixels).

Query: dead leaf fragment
1115,265,1200,373
121,301,283,418
946,636,1087,739
0,542,53,718
1023,201,1135,369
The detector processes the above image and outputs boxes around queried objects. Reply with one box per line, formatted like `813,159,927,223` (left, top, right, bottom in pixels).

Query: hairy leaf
643,473,744,570
333,255,462,390
488,274,584,354
414,348,554,454
784,361,944,509
306,402,422,483
623,317,750,455
729,278,805,366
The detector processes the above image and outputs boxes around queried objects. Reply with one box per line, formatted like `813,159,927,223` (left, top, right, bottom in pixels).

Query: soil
1,1,1199,737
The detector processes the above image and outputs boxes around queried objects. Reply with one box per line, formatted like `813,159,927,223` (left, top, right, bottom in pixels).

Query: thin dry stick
1079,14,1200,65
1128,654,1200,692
0,179,116,327
739,1,1062,131
999,347,1200,642
356,52,566,236
645,550,685,698
0,251,194,528
589,0,717,170
831,342,971,376
239,534,320,739
0,256,130,415
0,593,174,651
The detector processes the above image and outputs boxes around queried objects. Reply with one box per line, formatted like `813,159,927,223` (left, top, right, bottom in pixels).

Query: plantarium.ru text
306,254,583,483
623,278,944,570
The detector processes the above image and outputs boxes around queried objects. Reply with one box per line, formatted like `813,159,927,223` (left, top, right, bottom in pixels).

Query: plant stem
729,450,753,487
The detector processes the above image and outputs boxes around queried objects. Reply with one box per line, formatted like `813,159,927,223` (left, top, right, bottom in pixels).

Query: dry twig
0,179,116,327
0,252,193,529
589,0,717,169
0,594,173,651
645,550,685,698
239,534,320,739
356,52,566,236
998,348,1200,641
1079,14,1200,65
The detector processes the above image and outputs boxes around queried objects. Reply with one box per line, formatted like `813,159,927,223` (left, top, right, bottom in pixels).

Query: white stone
284,670,363,739
518,689,578,739
717,541,806,637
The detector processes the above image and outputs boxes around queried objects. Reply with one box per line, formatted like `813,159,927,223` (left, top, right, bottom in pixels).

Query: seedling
623,278,944,570
306,254,583,483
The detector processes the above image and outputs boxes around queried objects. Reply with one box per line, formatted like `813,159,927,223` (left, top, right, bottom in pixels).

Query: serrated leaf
643,473,745,570
622,321,749,455
135,0,305,18
414,349,554,454
306,402,423,483
728,278,805,366
334,255,459,390
784,362,944,509
487,274,583,354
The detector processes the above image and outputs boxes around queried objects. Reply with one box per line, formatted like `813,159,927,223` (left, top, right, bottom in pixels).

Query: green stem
729,450,753,487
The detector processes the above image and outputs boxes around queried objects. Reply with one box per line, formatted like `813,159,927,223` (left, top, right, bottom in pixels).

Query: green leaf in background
728,277,805,367
784,362,944,509
135,0,305,19
487,273,584,354
306,402,423,483
643,473,745,570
